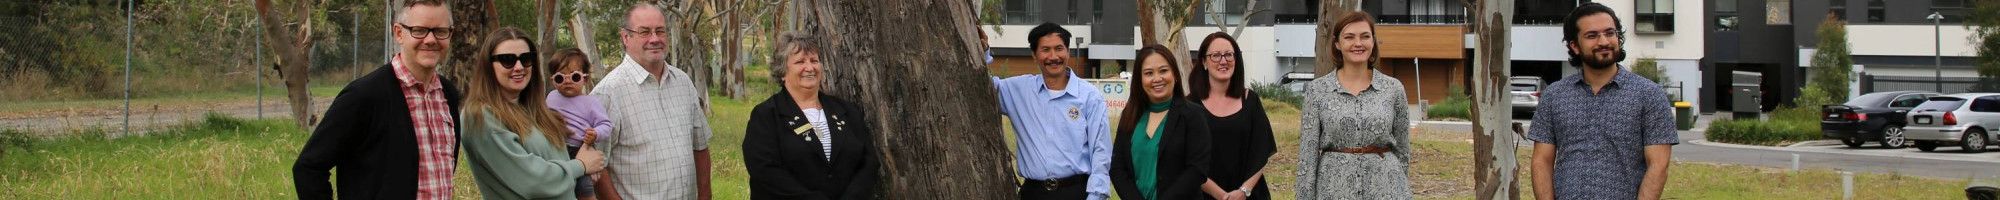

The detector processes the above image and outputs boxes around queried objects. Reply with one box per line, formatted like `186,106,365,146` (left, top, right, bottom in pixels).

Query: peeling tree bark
253,0,316,128
445,0,497,90
795,0,1015,198
568,4,600,70
1468,0,1521,199
1313,0,1360,77
721,0,747,100
536,0,558,61
1139,0,1206,80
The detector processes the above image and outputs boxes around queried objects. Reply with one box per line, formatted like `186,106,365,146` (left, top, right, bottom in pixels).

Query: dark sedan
1822,91,1939,148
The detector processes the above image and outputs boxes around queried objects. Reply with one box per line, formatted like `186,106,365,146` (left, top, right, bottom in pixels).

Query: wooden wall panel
1375,25,1466,59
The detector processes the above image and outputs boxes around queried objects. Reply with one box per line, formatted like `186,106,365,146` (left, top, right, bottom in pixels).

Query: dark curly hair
1562,2,1628,67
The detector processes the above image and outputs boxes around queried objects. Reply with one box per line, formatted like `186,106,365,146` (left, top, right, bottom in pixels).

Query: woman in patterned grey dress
1296,10,1412,200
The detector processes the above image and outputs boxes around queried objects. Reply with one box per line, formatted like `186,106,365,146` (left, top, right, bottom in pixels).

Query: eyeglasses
552,71,588,84
397,23,453,39
623,27,667,38
491,52,538,70
1206,51,1236,61
1580,28,1623,41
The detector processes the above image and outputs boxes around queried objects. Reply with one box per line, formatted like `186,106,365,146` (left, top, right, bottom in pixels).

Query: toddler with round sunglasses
541,48,616,200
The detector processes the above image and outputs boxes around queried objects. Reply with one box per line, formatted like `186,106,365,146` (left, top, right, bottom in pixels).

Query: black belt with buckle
1022,174,1089,191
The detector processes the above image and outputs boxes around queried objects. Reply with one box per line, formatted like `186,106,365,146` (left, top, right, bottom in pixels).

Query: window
1975,96,2000,112
1934,0,1969,23
1867,0,1885,23
1715,0,1739,31
1092,0,1104,21
1203,0,1246,25
1635,0,1675,32
1004,0,1039,24
1766,0,1791,24
1829,0,1847,20
1916,98,1965,111
1891,94,1929,108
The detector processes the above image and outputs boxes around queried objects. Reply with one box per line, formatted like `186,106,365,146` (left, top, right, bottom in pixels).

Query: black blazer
1112,100,1213,200
743,89,881,200
292,64,463,200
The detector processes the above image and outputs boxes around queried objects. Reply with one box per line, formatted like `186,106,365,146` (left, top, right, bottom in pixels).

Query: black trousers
1018,175,1089,200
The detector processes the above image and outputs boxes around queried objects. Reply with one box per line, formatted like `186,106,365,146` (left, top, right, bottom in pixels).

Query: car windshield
1913,97,1965,112
1509,84,1537,92
1844,92,1901,107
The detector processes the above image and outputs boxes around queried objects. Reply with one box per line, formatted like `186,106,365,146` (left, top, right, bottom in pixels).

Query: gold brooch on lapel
792,125,811,136
794,124,817,142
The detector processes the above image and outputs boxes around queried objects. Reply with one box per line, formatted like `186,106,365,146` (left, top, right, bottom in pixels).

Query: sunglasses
552,71,589,84
491,52,538,70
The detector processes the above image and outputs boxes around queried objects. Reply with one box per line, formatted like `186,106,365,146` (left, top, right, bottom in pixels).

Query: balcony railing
1375,15,1467,24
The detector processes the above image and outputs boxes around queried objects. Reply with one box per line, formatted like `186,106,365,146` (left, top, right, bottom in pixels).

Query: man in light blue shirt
991,22,1112,200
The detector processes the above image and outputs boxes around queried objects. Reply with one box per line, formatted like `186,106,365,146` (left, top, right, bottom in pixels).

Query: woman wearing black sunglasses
461,27,607,200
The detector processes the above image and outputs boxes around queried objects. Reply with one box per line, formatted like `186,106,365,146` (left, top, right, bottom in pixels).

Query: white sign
1087,79,1129,113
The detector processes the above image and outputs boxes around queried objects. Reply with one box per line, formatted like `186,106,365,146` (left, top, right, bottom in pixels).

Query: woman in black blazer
742,32,879,200
1111,45,1212,200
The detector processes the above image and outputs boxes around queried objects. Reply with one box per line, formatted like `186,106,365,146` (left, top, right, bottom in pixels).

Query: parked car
1283,72,1315,94
1510,77,1543,117
1903,93,2000,153
1821,91,1938,148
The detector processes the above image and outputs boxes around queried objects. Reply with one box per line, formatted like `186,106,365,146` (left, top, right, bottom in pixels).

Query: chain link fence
0,0,387,136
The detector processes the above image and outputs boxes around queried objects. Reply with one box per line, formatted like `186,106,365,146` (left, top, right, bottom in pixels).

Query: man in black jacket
291,1,462,199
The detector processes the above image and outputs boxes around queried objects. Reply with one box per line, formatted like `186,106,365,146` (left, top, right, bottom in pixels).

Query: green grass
0,113,319,199
1407,129,1972,200
1659,163,1966,199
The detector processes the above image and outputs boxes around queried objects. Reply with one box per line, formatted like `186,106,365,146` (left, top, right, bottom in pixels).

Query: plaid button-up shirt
392,55,458,200
594,62,712,200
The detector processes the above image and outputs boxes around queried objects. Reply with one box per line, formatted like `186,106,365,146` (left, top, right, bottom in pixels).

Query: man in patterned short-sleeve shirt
1527,3,1678,200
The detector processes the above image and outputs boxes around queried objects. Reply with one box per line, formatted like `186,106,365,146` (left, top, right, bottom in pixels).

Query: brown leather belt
1320,145,1391,158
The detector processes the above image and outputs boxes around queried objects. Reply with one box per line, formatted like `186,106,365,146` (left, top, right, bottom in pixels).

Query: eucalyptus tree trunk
446,0,497,90
1138,0,1205,80
253,0,316,128
568,4,600,70
1468,0,1521,199
721,1,747,100
794,0,1016,198
536,0,558,60
1312,0,1361,77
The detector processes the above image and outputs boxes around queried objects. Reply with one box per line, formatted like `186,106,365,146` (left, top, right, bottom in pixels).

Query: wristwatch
1240,187,1254,197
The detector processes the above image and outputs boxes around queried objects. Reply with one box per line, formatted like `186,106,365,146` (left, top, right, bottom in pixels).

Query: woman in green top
460,27,607,200
1111,44,1213,200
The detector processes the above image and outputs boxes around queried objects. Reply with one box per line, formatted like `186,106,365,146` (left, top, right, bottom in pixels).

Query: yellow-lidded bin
1674,101,1694,130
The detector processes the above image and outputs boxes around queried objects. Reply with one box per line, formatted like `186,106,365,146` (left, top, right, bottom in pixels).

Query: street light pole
1928,12,1943,92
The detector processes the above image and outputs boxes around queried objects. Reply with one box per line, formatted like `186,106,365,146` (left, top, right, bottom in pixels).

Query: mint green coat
463,109,585,200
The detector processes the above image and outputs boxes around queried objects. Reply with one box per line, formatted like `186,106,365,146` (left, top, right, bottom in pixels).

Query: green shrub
198,112,250,131
1769,105,1823,127
1251,83,1303,107
0,128,33,160
1708,118,1821,146
1426,86,1471,120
